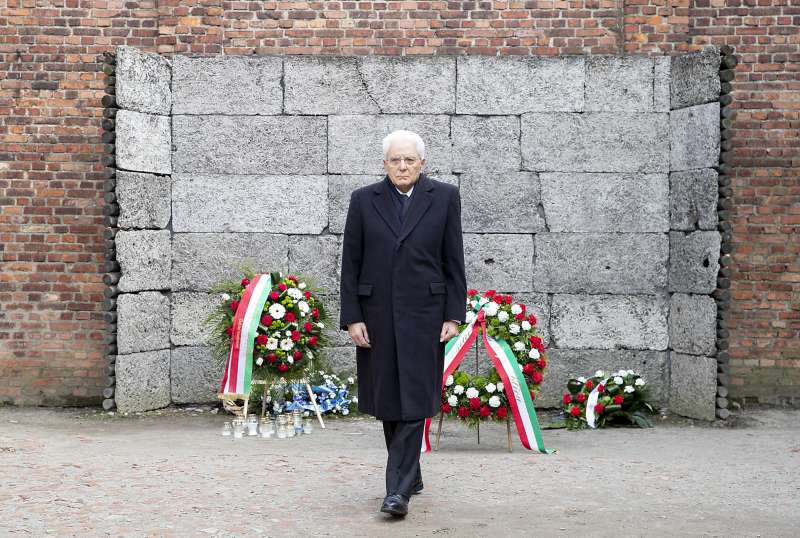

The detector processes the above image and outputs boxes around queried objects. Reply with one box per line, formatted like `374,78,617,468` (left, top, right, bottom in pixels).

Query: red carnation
269,291,279,301
241,277,250,287
569,406,581,417
531,371,543,384
597,384,605,393
480,405,491,417
256,334,268,346
277,363,289,372
468,397,481,410
496,406,508,418
304,290,311,299
519,303,526,313
278,283,287,291
285,312,296,322
287,274,298,283
229,300,239,312
505,295,512,305
458,406,470,418
303,322,313,333
308,335,318,346
537,358,547,369
562,393,572,405
290,330,301,342
484,289,496,298
467,288,478,296
515,312,525,320
261,314,273,326
441,403,451,413
522,363,535,376
267,353,277,363
576,392,586,403
613,394,625,405
585,379,594,390
312,308,319,319
225,326,233,337
293,350,303,360
594,403,605,414
529,335,542,347
493,295,503,303
527,314,537,325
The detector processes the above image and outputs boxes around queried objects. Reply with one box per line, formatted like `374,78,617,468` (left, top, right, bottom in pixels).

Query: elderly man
339,130,467,517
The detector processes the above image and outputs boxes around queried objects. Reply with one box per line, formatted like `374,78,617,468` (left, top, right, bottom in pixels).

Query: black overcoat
339,173,467,421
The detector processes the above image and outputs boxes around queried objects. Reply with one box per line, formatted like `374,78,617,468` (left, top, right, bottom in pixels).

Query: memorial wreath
563,369,657,429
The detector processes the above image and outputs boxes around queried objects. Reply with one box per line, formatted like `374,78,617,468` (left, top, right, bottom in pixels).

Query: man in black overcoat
339,130,467,517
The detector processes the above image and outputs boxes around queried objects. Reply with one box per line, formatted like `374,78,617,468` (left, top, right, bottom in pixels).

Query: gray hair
382,130,426,161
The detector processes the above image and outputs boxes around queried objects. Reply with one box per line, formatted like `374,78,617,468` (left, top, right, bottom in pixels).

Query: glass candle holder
259,417,273,439
302,417,313,435
232,419,245,439
292,410,303,435
221,421,232,436
246,414,259,436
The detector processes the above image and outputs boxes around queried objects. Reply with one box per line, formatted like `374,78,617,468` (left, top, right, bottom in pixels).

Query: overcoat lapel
398,174,434,243
371,179,401,237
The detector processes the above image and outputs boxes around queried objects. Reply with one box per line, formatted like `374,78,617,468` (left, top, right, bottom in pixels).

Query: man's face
383,140,425,193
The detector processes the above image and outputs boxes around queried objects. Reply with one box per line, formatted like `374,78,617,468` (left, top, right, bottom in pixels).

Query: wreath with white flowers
563,369,657,429
440,289,549,426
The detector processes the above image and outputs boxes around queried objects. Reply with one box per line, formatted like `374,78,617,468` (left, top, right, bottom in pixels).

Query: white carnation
298,282,306,289
317,322,325,329
287,287,303,300
465,311,476,323
513,341,525,351
221,293,231,301
577,377,587,383
347,376,355,384
624,385,635,394
511,304,522,315
266,338,278,350
287,357,294,364
445,375,454,387
497,382,504,392
521,321,531,331
528,348,540,359
453,385,464,395
485,383,496,394
484,302,499,316
613,376,624,385
297,300,310,313
268,303,286,319
595,370,606,378
280,338,293,351
447,395,458,407
465,387,479,399
488,395,501,408
627,369,635,376
497,310,509,323
509,323,520,335
255,356,264,366
635,378,645,386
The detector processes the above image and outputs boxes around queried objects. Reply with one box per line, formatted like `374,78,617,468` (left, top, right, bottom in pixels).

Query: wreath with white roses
441,369,510,426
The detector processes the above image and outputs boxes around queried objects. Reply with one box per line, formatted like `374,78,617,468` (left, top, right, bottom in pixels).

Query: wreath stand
222,377,326,430
433,337,513,453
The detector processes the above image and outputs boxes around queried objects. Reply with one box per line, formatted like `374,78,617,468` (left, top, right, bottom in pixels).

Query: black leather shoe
411,479,424,495
380,494,409,517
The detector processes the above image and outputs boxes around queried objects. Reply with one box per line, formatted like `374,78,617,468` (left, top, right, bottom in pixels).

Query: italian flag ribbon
218,273,273,399
422,308,554,454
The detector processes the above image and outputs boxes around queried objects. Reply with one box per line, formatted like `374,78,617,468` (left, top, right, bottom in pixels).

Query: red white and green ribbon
218,273,273,399
585,378,610,428
422,308,554,454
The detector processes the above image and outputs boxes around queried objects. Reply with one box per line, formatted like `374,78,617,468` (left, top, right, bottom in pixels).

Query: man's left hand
440,320,459,342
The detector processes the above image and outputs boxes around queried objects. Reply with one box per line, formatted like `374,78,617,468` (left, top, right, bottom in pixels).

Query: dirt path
0,406,798,537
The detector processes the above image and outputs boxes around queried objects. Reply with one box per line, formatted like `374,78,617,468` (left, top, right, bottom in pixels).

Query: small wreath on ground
563,369,658,429
440,289,548,426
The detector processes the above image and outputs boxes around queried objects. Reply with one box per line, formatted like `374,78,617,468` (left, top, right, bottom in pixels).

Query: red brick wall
1,1,797,406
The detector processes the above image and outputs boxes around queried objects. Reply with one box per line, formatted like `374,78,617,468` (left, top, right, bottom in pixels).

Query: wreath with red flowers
206,269,329,380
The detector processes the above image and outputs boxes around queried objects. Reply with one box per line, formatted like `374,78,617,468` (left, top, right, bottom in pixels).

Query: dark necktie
399,193,410,223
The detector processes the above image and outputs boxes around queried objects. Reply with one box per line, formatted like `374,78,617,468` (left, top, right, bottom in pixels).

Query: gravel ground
0,405,798,537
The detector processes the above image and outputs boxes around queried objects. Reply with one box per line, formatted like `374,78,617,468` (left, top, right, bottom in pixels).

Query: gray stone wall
113,46,721,420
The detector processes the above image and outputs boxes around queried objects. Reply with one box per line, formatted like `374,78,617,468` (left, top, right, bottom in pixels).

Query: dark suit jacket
339,173,467,420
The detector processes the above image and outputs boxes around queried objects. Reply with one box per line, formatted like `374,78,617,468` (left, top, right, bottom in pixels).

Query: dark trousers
382,419,424,499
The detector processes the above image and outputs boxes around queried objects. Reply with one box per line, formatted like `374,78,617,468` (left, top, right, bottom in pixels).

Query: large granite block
117,291,171,355
456,56,584,114
540,173,669,232
171,233,288,291
322,346,356,374
172,115,327,175
534,233,668,293
521,112,669,173
669,231,721,293
654,56,671,112
172,55,282,115
460,172,544,233
670,102,721,171
669,168,719,230
318,295,351,347
116,230,171,292
451,116,521,173
328,115,452,174
671,47,721,109
537,350,668,408
171,346,225,404
328,175,382,234
359,56,456,114
288,235,340,296
172,175,327,234
669,352,717,420
116,171,171,229
115,349,171,413
115,110,171,174
464,234,534,292
585,56,654,112
551,294,669,351
171,292,226,346
670,294,717,356
115,46,171,115
285,57,379,115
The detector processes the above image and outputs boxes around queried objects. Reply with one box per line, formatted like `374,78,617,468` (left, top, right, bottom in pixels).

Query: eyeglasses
386,156,420,167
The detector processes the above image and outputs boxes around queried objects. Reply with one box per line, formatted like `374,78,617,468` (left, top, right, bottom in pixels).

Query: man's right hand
347,322,371,348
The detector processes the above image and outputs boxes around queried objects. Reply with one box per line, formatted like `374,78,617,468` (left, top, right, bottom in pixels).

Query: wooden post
306,382,326,429
435,411,444,451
